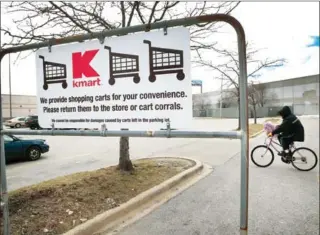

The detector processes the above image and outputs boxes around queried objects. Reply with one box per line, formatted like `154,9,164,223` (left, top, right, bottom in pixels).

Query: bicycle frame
263,134,305,161
264,135,283,154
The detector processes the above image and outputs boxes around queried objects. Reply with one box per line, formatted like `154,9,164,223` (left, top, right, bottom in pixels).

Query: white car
4,117,27,128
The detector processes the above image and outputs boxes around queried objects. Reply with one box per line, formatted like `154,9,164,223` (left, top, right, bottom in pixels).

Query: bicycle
251,133,318,171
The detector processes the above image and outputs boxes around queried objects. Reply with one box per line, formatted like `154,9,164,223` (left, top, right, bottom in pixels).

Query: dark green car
3,134,49,162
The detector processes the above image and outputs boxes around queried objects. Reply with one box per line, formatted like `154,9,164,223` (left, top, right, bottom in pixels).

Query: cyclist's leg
281,138,290,150
278,134,286,156
277,134,282,144
281,135,294,160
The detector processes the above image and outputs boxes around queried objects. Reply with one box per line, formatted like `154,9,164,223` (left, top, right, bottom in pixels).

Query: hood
278,106,292,118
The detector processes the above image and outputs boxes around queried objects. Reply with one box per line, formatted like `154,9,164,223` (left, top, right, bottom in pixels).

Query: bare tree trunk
253,106,257,124
0,1,242,172
118,130,133,172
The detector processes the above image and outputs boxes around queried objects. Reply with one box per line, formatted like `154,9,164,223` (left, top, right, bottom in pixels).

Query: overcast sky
1,2,319,96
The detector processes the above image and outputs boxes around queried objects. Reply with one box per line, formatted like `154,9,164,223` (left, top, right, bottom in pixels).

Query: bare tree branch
154,2,180,22
48,1,91,33
1,1,241,64
196,41,286,128
148,1,160,24
63,2,115,29
196,42,286,94
247,58,286,78
135,2,146,24
196,60,239,88
127,1,138,27
120,1,126,27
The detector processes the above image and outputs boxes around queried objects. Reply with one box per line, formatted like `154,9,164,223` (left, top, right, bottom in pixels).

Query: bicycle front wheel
251,145,274,167
291,147,318,171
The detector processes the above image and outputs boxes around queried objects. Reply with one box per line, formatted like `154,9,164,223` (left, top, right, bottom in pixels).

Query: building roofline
258,73,319,85
193,73,319,96
2,94,36,97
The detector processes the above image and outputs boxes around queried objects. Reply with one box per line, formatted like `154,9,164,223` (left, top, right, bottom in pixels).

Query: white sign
36,27,192,130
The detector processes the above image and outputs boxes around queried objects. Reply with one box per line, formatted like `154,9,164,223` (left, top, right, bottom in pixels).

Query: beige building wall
193,74,320,117
1,94,37,119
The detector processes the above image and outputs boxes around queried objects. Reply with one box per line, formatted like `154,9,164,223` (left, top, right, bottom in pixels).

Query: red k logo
72,49,99,79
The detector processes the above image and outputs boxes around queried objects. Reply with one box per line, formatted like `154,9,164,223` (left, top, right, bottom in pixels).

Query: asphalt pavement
115,117,319,235
6,118,252,191
3,117,319,234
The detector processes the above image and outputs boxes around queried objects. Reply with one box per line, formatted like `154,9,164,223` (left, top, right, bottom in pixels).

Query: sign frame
0,14,249,235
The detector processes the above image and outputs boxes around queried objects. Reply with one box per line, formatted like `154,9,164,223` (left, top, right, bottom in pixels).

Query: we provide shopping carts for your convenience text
39,56,68,90
104,46,140,86
143,40,185,83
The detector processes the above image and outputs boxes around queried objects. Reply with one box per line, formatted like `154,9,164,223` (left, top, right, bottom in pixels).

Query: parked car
25,115,41,129
24,115,77,130
3,134,49,162
4,116,27,128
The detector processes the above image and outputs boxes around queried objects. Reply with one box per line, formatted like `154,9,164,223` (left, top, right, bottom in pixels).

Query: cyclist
267,106,305,162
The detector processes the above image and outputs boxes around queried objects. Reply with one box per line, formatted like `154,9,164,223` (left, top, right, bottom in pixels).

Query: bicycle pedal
281,156,291,164
286,157,293,163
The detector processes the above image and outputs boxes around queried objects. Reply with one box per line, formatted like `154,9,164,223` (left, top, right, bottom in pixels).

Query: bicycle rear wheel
251,145,274,167
291,147,318,171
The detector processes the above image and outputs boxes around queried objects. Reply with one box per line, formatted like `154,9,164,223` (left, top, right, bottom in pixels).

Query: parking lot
4,117,319,191
116,116,319,235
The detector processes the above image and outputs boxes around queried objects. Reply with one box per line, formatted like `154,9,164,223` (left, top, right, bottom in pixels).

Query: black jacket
272,106,305,142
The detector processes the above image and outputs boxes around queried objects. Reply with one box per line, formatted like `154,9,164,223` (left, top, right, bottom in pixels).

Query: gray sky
1,2,319,96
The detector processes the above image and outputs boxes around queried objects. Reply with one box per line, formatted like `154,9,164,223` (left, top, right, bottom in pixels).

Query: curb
62,157,203,235
249,129,264,138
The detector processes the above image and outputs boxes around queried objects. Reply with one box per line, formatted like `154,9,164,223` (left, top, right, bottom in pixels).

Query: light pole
9,54,12,119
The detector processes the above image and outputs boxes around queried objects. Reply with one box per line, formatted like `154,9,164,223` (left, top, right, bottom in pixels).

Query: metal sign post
0,76,10,234
0,14,248,235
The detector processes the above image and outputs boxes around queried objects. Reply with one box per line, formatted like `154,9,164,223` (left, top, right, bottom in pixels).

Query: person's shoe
281,156,289,163
278,151,285,157
285,154,293,162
